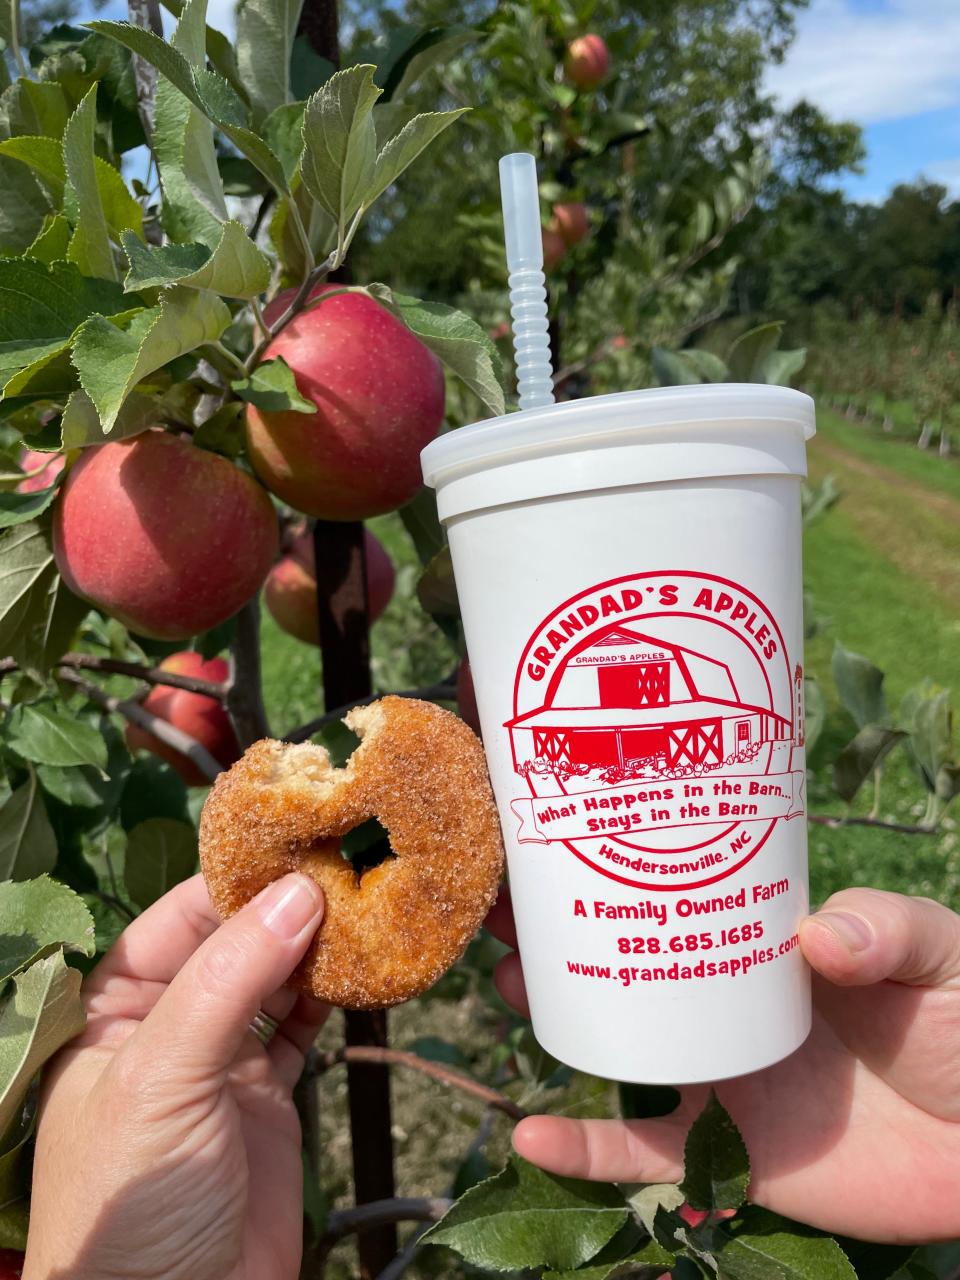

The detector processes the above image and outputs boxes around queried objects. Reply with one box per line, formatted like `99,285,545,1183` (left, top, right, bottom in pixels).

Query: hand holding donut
23,873,328,1280
488,886,960,1244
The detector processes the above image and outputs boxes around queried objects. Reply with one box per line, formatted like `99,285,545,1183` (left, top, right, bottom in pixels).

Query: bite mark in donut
198,696,505,1009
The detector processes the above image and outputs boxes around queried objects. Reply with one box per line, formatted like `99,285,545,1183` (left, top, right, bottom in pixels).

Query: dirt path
809,435,960,614
813,436,960,528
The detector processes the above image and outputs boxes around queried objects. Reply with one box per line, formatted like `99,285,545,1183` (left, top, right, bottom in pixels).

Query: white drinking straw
498,152,556,411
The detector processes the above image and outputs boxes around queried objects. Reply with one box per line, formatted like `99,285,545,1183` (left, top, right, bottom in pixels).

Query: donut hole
342,817,394,874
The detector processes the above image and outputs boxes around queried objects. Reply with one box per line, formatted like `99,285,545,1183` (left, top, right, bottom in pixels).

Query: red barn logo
506,571,805,891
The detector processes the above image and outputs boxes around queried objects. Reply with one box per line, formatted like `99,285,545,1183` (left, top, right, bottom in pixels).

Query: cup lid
421,383,815,487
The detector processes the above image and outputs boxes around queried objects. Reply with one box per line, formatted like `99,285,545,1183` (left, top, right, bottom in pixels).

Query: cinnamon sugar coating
198,697,505,1009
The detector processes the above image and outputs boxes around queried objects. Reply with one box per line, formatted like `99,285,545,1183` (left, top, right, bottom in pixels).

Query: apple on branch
124,652,240,787
564,34,610,89
245,286,445,521
53,429,279,641
264,527,395,645
16,447,64,494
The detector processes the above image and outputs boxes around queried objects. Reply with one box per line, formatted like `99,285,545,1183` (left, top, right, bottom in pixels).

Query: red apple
246,285,445,521
457,658,481,735
611,334,628,350
16,447,64,494
564,34,610,89
551,202,589,247
264,528,395,645
0,1248,24,1277
542,227,567,271
53,428,279,640
125,652,240,786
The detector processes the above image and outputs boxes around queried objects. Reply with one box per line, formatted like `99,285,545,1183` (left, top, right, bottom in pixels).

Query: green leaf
679,348,729,383
6,703,108,769
159,0,248,103
0,482,58,529
122,220,270,299
63,84,116,280
88,18,289,197
623,1183,685,1240
405,1035,469,1067
263,101,307,185
367,284,504,417
60,387,157,449
423,1156,629,1271
417,544,459,619
0,874,95,982
832,643,888,730
0,134,65,204
235,0,303,124
716,1207,857,1280
833,725,906,805
0,258,129,397
543,1239,675,1280
192,400,245,458
0,76,70,139
0,1112,33,1246
726,322,784,383
71,286,230,432
900,683,954,795
0,155,51,255
0,950,86,1144
289,35,335,100
376,25,475,102
231,356,314,413
0,769,57,880
680,1091,750,1213
124,817,198,910
36,763,104,808
399,486,444,566
24,212,72,263
803,676,826,755
366,109,467,206
301,64,381,232
762,347,806,387
652,346,701,387
0,519,87,670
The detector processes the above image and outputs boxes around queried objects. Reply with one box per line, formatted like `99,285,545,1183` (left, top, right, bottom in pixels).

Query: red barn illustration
507,624,792,776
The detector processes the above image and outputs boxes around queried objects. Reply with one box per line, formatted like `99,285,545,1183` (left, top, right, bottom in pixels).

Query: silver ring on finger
248,1008,280,1047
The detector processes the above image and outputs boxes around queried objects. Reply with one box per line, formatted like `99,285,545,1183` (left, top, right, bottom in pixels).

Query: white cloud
765,0,960,124
924,157,960,194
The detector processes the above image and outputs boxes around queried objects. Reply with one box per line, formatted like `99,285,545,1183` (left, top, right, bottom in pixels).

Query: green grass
800,408,960,907
817,408,960,504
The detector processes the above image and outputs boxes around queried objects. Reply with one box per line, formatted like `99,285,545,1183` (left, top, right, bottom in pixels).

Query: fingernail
256,875,323,939
812,910,874,954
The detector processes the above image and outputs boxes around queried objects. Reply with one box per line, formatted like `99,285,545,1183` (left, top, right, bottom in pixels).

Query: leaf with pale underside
88,19,289,196
122,220,270,299
0,482,58,529
236,0,303,124
231,357,314,414
0,875,95,984
368,283,504,417
0,951,86,1145
300,64,381,232
366,109,466,207
71,286,230,432
59,388,158,449
63,84,116,280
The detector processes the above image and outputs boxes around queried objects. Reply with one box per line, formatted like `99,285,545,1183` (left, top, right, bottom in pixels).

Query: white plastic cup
421,385,815,1084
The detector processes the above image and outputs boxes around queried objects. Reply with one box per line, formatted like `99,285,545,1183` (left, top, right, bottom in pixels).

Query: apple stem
245,250,338,374
60,671,223,782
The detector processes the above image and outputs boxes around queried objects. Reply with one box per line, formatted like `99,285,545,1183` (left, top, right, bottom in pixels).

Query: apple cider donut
198,696,504,1009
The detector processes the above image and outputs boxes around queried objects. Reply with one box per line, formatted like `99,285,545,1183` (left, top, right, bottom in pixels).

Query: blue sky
764,0,960,201
83,0,960,206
